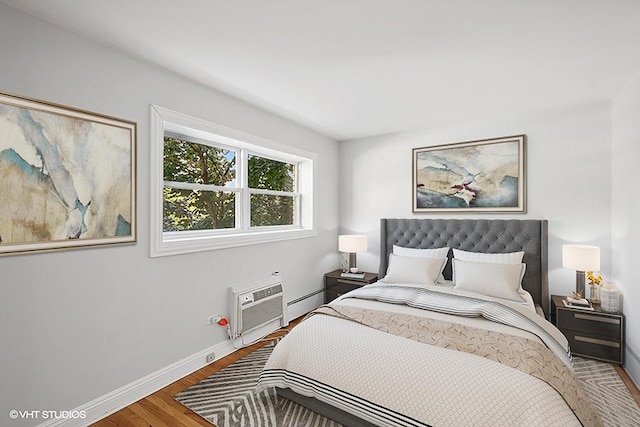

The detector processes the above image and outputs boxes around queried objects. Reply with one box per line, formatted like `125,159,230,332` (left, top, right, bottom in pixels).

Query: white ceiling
3,0,640,141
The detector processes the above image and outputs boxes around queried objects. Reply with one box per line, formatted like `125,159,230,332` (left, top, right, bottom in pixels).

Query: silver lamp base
575,270,586,297
348,252,358,272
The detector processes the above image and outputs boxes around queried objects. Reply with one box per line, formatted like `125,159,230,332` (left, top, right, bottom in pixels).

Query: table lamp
562,244,600,297
338,235,367,273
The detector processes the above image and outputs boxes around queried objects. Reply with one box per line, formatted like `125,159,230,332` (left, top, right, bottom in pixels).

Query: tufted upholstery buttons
380,219,547,313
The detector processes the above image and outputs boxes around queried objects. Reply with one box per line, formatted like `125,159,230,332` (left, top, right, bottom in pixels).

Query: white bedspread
258,283,600,427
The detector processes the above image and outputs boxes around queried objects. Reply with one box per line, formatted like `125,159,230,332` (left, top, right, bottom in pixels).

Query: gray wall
0,4,339,425
612,70,640,386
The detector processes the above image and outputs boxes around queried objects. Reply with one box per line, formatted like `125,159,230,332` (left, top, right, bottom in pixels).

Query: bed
257,219,602,427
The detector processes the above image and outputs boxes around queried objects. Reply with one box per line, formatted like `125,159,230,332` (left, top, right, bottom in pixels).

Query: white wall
612,70,640,386
339,102,612,299
0,4,339,426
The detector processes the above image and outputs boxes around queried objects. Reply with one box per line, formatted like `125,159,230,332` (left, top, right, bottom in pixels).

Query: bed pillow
382,254,446,286
452,248,524,264
452,259,525,301
452,248,526,290
393,245,450,259
393,245,449,283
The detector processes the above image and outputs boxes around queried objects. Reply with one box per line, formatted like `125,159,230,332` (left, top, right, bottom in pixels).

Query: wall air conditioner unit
229,276,287,341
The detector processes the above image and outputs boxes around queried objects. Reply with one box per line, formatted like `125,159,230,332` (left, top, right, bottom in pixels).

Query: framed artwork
0,92,136,255
412,135,525,213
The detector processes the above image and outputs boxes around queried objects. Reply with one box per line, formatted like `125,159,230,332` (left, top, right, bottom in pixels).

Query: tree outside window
248,154,296,227
163,138,298,232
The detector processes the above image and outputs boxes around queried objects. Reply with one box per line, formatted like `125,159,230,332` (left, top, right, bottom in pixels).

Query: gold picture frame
0,92,136,255
412,135,526,213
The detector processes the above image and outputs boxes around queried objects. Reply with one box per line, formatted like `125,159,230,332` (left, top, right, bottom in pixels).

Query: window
247,154,297,227
163,136,237,232
150,106,315,257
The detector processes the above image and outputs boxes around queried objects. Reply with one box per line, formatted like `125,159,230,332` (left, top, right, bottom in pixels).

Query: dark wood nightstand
551,295,624,364
324,269,378,303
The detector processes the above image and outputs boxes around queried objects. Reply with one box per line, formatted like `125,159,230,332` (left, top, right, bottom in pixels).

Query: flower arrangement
586,271,603,303
587,271,603,287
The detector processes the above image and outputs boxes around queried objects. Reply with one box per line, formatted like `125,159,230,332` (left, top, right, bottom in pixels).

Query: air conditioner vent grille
253,284,283,302
229,277,287,341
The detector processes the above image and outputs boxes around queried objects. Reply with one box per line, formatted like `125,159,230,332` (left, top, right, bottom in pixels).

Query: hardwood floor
92,318,640,426
91,326,292,427
615,365,640,406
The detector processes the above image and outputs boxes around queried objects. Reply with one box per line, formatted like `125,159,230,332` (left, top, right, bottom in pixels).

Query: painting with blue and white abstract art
0,92,136,255
412,135,525,213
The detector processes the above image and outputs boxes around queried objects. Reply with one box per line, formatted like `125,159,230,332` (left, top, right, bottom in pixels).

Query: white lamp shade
562,244,600,271
339,235,367,253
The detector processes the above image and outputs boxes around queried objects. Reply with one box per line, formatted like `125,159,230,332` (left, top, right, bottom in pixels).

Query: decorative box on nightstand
551,295,625,364
324,269,378,303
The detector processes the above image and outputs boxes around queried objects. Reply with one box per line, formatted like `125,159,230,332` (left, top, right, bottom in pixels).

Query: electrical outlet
206,314,219,325
206,352,215,363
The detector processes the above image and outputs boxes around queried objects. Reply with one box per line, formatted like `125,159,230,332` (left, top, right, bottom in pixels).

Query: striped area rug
573,357,640,426
175,342,341,427
175,342,640,427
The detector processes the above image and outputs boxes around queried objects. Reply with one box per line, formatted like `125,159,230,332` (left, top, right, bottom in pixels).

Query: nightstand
324,269,378,303
551,295,624,364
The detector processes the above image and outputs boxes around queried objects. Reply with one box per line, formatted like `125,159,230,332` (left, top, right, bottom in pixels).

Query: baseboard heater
287,288,323,306
229,276,287,340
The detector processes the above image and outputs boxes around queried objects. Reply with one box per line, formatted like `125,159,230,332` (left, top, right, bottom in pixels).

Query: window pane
164,137,236,187
163,188,235,231
250,194,295,227
247,155,295,191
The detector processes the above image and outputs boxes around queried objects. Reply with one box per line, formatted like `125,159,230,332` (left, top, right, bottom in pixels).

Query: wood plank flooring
92,319,640,426
615,365,640,405
91,326,292,427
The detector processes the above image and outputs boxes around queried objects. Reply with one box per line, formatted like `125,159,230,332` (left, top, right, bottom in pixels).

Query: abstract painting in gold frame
0,92,136,255
413,135,525,213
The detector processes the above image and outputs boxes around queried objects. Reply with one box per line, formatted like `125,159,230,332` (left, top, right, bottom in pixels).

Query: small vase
600,281,620,313
589,284,600,305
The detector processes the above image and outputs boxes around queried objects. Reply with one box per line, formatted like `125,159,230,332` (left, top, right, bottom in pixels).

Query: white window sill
150,228,316,257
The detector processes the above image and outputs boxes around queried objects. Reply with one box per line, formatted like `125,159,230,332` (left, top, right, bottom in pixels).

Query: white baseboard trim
37,295,321,427
624,344,640,390
37,339,237,427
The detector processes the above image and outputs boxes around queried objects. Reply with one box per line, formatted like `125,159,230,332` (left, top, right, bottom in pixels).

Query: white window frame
150,105,315,257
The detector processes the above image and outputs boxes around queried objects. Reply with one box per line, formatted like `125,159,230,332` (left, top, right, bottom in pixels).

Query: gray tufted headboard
379,219,549,315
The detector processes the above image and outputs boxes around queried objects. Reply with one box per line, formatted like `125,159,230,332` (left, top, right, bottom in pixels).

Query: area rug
175,342,341,427
175,341,640,427
573,357,640,426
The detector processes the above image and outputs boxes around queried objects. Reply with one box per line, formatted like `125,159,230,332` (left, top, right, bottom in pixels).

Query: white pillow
452,248,524,264
393,245,449,283
452,248,526,291
383,254,446,286
393,245,450,259
452,259,525,301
